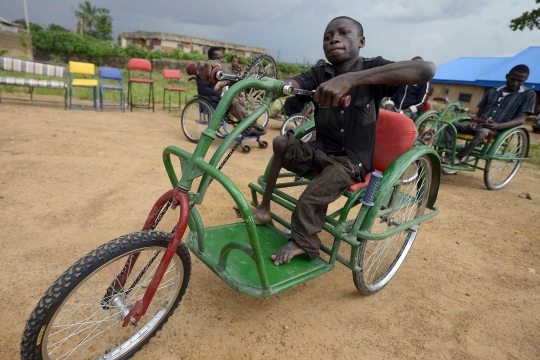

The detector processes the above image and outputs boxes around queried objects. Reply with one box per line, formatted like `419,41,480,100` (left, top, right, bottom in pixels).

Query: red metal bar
123,188,190,326
107,189,176,293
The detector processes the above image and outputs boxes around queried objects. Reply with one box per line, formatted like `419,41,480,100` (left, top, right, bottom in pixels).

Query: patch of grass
529,142,540,167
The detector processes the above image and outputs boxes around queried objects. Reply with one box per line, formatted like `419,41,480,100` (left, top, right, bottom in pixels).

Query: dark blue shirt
477,86,536,123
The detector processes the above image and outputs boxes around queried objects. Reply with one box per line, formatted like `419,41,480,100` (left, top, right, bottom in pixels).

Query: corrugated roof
432,46,540,89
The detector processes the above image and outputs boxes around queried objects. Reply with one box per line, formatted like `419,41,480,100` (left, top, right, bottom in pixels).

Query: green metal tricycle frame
160,75,440,298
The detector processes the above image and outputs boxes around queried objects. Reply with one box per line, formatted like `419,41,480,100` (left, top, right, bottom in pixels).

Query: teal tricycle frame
21,73,442,360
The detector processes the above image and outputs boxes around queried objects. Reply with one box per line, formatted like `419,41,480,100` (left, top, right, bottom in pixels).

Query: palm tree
75,1,98,35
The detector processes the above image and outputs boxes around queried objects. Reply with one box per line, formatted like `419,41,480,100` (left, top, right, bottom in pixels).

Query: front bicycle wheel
21,231,191,360
353,155,432,295
181,98,214,143
484,128,528,190
281,114,314,136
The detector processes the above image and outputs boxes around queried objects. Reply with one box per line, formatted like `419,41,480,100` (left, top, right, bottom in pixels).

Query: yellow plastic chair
69,61,98,110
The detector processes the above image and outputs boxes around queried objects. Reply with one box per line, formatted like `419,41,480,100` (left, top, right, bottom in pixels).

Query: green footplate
186,222,333,297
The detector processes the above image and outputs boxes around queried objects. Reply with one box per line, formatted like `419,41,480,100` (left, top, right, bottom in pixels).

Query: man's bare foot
270,241,306,265
232,205,272,225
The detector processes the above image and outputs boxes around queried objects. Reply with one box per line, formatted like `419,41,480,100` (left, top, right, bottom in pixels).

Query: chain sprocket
242,54,279,103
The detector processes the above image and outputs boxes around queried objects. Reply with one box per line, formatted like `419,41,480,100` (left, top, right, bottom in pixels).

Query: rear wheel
281,113,314,136
21,231,191,360
181,98,214,143
353,155,432,295
484,128,528,190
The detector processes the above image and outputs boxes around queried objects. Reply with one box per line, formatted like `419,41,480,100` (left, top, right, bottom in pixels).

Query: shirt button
366,104,370,108
340,129,344,132
340,110,344,114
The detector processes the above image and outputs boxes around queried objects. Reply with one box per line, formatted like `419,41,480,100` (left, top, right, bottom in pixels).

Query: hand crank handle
282,84,351,108
186,62,243,84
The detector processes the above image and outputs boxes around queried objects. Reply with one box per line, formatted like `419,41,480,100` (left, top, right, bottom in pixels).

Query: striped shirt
477,85,536,123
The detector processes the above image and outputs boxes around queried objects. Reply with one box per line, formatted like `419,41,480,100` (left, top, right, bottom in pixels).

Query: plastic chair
162,69,186,112
69,61,98,110
127,58,154,112
99,67,124,112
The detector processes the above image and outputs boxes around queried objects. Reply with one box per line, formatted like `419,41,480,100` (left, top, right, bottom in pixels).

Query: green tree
88,8,113,41
47,23,70,32
510,0,540,31
13,19,43,33
75,2,113,40
75,1,98,35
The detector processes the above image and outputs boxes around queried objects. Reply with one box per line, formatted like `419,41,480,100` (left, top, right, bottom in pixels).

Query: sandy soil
1,97,539,360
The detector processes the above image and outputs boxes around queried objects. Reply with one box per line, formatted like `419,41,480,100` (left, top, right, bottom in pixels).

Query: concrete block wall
0,30,33,59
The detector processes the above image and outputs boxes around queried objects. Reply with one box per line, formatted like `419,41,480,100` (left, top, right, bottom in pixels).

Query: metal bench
0,57,67,109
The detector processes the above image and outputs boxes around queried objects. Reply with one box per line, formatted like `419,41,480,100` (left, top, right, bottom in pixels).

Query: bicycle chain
101,58,266,310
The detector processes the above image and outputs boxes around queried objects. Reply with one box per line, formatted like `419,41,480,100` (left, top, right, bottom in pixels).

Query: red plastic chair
347,110,417,192
162,69,186,112
127,58,154,112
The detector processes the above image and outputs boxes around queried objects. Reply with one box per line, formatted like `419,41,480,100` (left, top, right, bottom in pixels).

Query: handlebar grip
186,62,222,84
339,95,351,108
186,62,196,76
210,67,221,84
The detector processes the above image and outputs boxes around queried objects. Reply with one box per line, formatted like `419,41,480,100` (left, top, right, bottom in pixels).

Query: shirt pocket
355,96,375,126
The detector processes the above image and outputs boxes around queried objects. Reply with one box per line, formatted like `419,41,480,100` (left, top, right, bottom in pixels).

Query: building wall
0,29,33,59
118,31,269,57
431,83,486,111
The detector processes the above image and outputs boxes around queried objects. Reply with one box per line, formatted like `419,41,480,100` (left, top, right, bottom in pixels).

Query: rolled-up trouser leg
290,153,356,259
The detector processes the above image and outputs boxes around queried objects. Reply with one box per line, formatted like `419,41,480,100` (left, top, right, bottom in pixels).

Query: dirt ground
1,97,539,360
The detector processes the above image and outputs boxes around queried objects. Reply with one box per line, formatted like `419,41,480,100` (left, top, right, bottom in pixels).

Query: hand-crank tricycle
21,55,441,360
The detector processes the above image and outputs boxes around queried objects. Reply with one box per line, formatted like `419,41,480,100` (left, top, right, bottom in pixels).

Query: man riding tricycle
21,16,440,360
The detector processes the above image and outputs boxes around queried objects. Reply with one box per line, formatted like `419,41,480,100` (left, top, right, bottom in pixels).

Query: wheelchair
180,84,267,153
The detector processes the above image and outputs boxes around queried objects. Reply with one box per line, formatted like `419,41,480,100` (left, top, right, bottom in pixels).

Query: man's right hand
194,60,235,91
468,121,477,131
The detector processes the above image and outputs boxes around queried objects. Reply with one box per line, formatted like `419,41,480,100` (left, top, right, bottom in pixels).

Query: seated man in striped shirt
443,64,536,165
384,56,431,118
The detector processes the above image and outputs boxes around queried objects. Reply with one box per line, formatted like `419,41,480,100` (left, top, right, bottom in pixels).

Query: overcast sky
1,0,539,66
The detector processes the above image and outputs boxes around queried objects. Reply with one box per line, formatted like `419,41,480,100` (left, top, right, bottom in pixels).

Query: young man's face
210,50,224,62
323,18,364,64
505,72,528,92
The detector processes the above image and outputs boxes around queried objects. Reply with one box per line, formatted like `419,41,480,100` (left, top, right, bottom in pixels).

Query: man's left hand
313,74,353,107
482,120,501,130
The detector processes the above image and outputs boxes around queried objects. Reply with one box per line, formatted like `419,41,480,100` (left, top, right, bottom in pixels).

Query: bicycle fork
103,187,191,327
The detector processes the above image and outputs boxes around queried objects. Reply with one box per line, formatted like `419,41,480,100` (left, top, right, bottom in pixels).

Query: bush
31,29,308,74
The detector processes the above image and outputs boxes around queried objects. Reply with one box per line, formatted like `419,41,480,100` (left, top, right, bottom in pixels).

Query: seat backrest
373,110,417,171
128,58,152,72
69,61,95,76
422,102,432,113
99,67,122,81
163,69,180,80
0,57,65,78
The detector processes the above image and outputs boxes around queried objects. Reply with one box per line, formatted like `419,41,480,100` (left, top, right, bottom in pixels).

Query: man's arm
314,60,436,107
403,82,430,114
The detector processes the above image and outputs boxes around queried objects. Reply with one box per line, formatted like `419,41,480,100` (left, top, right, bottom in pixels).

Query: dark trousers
281,134,364,259
445,122,496,159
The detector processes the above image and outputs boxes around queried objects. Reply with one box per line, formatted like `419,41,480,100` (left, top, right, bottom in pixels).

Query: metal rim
281,115,310,136
359,156,431,292
181,99,213,142
246,101,270,127
41,246,183,360
485,129,528,190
